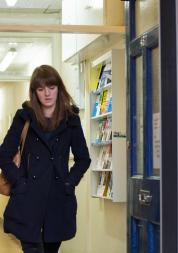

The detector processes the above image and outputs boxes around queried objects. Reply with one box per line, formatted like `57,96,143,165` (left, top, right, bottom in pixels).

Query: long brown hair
28,65,76,131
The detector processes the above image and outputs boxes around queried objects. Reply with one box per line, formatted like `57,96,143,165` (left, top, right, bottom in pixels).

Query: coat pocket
64,182,75,196
65,194,77,220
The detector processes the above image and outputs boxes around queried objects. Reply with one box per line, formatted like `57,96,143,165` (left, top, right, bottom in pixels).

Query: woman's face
36,85,58,111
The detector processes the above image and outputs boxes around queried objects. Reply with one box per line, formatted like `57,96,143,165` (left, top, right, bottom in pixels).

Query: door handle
138,190,152,206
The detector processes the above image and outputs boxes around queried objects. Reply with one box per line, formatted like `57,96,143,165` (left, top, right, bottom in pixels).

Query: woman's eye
49,86,55,90
37,88,43,92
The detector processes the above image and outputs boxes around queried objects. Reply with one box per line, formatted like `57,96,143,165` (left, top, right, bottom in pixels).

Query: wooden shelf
0,23,125,34
92,169,112,172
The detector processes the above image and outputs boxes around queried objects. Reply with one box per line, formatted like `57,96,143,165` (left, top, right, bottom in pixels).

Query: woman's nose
44,87,50,95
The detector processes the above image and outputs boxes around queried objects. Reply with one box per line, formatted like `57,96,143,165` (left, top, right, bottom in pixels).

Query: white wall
62,0,103,61
26,43,52,76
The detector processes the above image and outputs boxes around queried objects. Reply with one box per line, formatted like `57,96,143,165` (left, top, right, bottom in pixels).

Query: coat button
36,156,40,160
56,138,59,142
36,138,39,142
50,157,54,160
55,176,59,180
32,175,36,180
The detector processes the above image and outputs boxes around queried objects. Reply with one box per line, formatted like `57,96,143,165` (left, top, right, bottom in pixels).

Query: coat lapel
30,120,68,152
19,105,79,152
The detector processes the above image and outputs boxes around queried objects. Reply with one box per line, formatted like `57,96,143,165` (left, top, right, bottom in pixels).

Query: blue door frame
125,1,160,252
125,0,178,252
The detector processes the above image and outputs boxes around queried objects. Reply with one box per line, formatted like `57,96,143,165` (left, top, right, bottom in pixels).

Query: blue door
125,1,160,252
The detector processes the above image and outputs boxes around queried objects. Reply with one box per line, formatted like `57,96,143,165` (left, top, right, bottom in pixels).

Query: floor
0,220,61,253
0,221,21,253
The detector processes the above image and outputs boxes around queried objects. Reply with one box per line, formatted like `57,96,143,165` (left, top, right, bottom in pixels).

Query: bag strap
20,121,30,155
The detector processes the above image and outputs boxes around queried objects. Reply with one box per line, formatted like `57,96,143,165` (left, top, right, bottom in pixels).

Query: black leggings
21,241,61,253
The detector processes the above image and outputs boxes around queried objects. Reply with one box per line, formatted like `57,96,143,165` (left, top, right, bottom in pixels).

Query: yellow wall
61,175,127,253
103,0,124,25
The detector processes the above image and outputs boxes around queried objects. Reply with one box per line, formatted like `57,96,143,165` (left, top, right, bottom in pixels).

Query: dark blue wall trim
147,223,156,253
126,0,137,176
143,48,153,177
130,217,139,253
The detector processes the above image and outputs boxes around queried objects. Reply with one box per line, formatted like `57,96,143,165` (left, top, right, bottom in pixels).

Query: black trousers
20,241,61,253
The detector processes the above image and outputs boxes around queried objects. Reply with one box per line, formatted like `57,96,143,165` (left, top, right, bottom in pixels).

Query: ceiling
0,0,61,9
0,0,62,79
0,0,62,24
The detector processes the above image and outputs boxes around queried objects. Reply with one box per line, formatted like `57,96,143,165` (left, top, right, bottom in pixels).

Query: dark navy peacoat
0,104,91,242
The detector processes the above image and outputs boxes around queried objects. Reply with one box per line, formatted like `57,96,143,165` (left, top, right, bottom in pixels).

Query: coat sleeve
0,110,24,185
67,116,91,186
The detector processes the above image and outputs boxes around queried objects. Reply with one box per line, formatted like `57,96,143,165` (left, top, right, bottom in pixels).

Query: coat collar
18,102,80,133
17,103,80,153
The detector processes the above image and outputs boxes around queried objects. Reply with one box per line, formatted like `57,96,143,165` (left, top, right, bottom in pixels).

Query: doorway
0,2,127,253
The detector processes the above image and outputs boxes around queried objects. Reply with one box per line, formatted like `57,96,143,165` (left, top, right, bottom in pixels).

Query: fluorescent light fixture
0,48,17,72
5,0,18,7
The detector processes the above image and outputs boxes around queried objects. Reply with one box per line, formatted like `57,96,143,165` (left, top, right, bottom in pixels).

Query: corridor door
126,1,160,252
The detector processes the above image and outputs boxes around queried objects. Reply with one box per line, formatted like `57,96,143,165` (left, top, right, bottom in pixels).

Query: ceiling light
0,48,17,72
8,42,18,47
5,0,18,7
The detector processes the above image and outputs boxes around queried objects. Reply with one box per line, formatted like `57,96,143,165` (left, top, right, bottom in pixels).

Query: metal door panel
129,178,160,223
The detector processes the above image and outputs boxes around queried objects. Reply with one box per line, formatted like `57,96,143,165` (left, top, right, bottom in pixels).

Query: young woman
0,65,91,253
